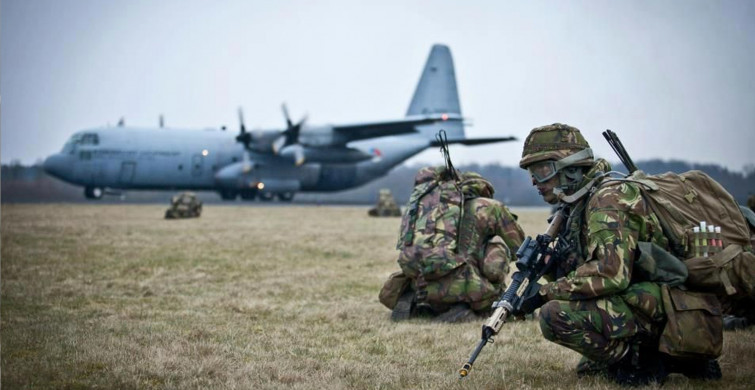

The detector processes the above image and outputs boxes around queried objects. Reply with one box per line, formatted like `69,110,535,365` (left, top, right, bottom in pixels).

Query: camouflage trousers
412,236,511,313
539,282,665,364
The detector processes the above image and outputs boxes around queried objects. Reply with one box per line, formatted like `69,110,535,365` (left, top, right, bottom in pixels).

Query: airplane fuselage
43,126,431,199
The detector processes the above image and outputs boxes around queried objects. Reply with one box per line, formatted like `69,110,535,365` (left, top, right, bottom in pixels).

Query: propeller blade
282,103,293,128
271,134,286,154
159,114,164,128
238,107,246,134
279,144,306,166
293,145,306,166
242,150,252,173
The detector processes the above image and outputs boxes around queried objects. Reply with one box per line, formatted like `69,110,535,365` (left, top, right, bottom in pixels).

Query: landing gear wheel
219,189,238,201
278,191,295,201
84,186,104,200
240,189,257,201
259,192,274,201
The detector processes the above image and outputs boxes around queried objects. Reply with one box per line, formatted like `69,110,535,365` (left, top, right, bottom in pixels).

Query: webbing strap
554,148,594,170
554,177,598,204
711,244,743,295
403,182,438,246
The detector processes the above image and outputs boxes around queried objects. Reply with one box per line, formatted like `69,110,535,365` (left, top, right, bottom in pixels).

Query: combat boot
607,344,667,387
575,356,609,378
391,290,415,321
723,314,750,330
664,356,722,381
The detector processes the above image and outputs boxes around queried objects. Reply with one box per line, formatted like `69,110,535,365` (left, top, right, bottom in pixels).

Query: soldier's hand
514,282,546,316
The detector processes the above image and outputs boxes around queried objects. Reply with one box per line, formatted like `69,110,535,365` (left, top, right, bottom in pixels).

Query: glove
514,282,546,316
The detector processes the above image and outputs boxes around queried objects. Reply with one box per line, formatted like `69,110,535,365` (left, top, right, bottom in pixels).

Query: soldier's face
531,172,560,205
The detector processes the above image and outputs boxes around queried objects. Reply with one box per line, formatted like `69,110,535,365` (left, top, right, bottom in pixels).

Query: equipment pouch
659,285,723,359
684,244,755,298
379,271,410,310
635,241,688,286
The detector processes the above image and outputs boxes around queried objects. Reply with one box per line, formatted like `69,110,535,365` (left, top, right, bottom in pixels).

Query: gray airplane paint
43,44,514,201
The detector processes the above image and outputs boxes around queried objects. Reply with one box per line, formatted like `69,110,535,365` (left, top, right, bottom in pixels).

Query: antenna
602,130,638,174
436,130,460,181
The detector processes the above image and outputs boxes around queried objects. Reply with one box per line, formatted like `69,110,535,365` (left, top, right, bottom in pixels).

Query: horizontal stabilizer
333,114,462,144
430,136,517,146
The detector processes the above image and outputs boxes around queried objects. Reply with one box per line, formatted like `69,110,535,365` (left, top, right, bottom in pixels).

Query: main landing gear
84,186,104,200
218,190,295,202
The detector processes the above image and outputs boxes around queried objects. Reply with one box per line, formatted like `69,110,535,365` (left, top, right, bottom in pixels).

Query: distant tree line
2,160,754,206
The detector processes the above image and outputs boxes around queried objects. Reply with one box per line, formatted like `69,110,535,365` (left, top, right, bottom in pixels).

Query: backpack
608,170,755,299
596,169,754,359
395,166,494,281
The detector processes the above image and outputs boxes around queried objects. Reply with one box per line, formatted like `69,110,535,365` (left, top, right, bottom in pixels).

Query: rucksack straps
710,244,744,296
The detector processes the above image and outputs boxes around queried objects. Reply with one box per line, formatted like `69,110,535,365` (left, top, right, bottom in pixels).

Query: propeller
159,114,164,128
235,107,253,173
272,103,307,165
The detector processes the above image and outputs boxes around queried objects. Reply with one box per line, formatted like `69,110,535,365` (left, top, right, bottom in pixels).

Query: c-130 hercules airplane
43,44,515,201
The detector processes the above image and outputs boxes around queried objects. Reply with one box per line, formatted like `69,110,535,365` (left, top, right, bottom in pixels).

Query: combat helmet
519,123,593,170
519,123,596,203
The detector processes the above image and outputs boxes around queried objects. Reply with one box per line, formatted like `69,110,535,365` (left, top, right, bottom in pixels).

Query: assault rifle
458,208,566,378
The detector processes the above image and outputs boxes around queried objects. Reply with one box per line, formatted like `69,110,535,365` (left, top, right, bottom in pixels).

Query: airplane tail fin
406,44,464,139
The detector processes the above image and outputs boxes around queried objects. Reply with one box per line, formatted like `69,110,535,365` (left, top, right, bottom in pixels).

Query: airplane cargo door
119,162,136,184
192,154,203,177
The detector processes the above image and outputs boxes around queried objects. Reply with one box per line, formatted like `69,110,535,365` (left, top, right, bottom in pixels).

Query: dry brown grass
2,204,754,389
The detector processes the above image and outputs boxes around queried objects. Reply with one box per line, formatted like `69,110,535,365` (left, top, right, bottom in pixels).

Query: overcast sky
2,0,754,172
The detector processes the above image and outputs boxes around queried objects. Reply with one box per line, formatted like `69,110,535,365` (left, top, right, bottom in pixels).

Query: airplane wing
333,114,461,143
430,136,517,146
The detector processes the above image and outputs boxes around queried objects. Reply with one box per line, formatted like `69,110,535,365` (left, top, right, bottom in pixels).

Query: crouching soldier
379,166,524,323
516,124,723,386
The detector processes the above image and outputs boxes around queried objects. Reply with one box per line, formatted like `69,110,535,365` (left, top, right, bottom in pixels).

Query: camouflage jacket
542,159,669,301
397,166,524,280
457,197,525,264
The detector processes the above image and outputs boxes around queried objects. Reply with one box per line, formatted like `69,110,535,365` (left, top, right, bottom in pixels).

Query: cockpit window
81,133,99,145
61,133,99,154
61,134,82,154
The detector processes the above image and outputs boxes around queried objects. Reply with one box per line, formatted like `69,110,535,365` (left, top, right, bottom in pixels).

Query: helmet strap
553,148,594,171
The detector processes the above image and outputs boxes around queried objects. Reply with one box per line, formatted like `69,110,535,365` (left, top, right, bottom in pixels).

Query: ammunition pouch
659,285,723,359
378,271,410,310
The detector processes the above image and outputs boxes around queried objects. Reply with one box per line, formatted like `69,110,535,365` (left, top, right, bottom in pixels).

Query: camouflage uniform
520,124,668,367
164,192,202,219
368,189,402,217
415,196,525,312
538,161,668,364
382,166,525,315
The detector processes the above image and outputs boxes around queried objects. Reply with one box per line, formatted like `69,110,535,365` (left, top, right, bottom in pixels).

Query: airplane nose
43,154,66,179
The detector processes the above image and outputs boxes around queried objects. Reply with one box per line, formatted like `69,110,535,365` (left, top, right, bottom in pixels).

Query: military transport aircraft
43,44,515,201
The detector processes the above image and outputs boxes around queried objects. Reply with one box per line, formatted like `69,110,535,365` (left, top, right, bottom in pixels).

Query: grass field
2,204,754,389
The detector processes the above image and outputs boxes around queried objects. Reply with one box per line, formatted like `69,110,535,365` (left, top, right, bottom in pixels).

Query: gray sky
2,0,754,171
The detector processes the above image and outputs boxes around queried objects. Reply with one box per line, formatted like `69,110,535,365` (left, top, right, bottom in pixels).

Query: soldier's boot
391,290,415,321
607,344,667,387
433,303,476,323
664,357,722,381
723,314,750,330
575,356,609,378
